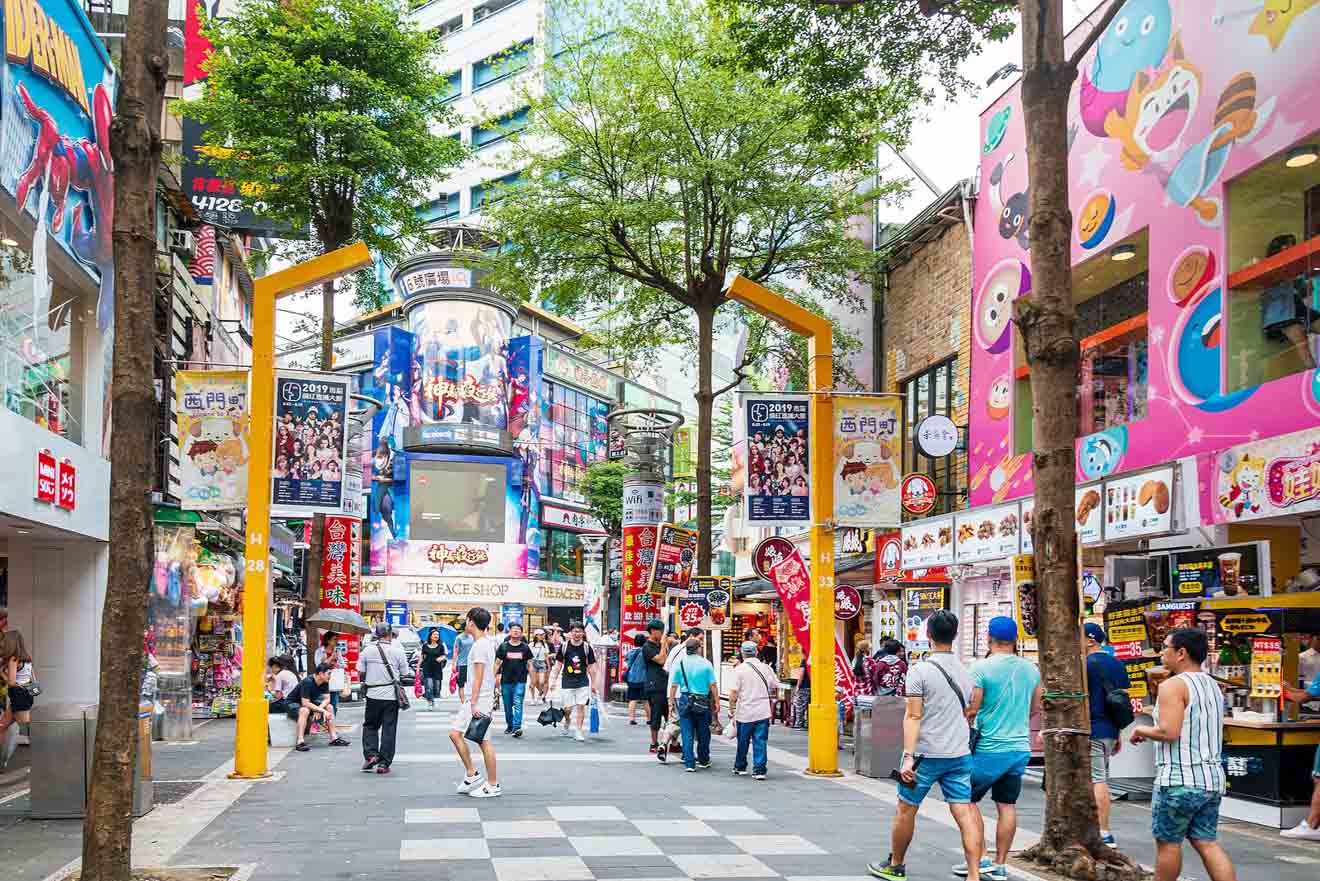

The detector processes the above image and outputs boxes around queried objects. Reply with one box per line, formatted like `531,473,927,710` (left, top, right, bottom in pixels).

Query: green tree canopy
580,461,628,538
181,0,467,258
481,0,894,571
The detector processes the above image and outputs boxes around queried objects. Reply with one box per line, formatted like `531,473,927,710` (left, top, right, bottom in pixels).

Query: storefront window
1225,132,1320,391
539,527,583,581
539,379,610,503
409,458,507,542
0,254,82,443
901,357,959,518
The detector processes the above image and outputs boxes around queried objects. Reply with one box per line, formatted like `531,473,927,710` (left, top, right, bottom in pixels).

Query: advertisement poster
271,371,351,515
1103,466,1175,541
672,427,695,480
675,576,732,630
386,540,529,579
176,370,249,510
903,587,946,646
319,516,362,684
1012,554,1038,650
832,395,901,527
875,531,903,583
1200,428,1320,525
651,524,698,596
1249,636,1282,699
1074,483,1103,545
501,604,524,631
1170,543,1267,598
1123,657,1157,714
1104,601,1150,645
744,395,810,526
953,502,1021,563
365,326,416,573
621,524,662,637
900,517,954,569
763,544,856,701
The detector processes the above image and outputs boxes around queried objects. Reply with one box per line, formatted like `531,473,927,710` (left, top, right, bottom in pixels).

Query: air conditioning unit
169,229,195,260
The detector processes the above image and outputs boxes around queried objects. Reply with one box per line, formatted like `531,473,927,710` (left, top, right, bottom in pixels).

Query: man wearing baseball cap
1085,622,1131,848
954,617,1041,881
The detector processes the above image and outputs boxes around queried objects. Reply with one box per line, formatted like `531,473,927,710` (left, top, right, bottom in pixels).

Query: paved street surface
4,698,1320,880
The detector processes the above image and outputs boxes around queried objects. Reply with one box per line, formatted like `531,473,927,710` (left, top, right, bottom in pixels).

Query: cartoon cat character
1104,35,1201,171
1219,453,1267,519
1080,0,1175,138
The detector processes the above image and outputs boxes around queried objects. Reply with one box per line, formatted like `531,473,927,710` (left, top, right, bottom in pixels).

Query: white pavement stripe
569,835,663,857
400,838,491,861
683,805,766,822
726,835,826,856
549,805,629,821
483,820,566,839
393,752,660,763
492,855,593,881
668,854,779,878
631,819,719,838
406,808,481,824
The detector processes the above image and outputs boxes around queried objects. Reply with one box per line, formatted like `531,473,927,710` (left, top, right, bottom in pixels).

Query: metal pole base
227,770,274,780
805,767,844,778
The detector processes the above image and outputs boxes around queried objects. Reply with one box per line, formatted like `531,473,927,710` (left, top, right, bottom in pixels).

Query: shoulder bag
679,660,711,716
928,658,979,753
376,643,410,711
464,708,493,743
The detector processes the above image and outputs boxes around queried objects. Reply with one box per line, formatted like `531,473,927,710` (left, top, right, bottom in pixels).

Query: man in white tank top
1130,628,1236,881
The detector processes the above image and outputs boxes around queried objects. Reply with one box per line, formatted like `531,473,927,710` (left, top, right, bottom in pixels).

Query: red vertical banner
347,518,362,683
321,515,362,683
761,541,857,704
35,449,57,503
621,524,661,644
57,459,76,510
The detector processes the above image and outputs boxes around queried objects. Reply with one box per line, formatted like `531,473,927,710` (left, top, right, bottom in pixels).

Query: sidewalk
3,702,1319,881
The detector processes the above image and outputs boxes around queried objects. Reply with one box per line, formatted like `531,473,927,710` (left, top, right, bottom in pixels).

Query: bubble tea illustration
1218,552,1242,596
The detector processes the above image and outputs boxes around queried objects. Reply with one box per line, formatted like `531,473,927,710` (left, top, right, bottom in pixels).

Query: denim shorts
970,750,1031,805
1152,785,1221,843
898,754,972,806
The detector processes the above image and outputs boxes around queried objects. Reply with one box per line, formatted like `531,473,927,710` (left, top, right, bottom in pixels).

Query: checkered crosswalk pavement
398,804,862,881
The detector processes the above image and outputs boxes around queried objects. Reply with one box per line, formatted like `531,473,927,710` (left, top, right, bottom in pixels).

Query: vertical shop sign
620,524,661,637
672,427,695,479
832,395,901,527
319,515,362,683
271,371,351,515
57,458,76,509
177,370,250,510
1249,637,1282,699
35,448,57,503
650,523,698,596
1012,554,1038,651
744,395,811,527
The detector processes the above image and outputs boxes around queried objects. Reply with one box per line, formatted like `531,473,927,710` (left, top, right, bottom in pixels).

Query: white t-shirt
1300,648,1320,688
467,635,499,709
273,669,299,700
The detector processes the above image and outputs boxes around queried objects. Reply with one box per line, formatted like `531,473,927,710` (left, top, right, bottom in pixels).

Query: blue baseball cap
987,616,1018,642
1084,622,1107,644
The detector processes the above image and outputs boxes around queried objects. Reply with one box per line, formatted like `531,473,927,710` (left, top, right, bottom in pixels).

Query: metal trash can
854,693,907,779
29,702,154,819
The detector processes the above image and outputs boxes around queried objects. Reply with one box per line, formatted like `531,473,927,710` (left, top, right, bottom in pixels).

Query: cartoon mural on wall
969,0,1320,510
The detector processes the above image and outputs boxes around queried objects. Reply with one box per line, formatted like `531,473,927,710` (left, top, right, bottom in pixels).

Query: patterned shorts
1152,785,1221,843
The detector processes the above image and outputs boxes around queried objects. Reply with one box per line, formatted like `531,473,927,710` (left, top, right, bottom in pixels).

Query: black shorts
627,683,647,702
647,691,669,730
457,666,468,688
7,686,33,713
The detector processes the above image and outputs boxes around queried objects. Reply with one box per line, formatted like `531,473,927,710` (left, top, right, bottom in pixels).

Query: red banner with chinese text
766,546,857,705
320,515,363,683
620,525,663,678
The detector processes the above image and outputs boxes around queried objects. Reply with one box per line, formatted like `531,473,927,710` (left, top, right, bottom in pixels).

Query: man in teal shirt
956,617,1042,881
1281,666,1320,839
668,630,722,771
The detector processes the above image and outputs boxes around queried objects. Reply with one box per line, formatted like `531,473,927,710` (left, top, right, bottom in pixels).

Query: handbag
928,658,979,753
376,643,411,711
464,709,493,743
679,659,711,716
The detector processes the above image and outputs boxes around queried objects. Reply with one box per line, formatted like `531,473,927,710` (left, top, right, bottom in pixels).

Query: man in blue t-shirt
1085,622,1131,848
668,630,722,771
957,617,1042,881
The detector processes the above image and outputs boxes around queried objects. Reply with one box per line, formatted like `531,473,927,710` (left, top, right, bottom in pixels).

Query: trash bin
854,693,906,779
29,702,154,819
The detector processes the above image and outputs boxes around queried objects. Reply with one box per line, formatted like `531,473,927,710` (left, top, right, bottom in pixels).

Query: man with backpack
1086,622,1133,848
625,633,651,726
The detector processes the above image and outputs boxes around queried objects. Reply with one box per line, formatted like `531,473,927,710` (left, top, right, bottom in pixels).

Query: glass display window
1,254,84,443
539,379,610,502
539,527,583,581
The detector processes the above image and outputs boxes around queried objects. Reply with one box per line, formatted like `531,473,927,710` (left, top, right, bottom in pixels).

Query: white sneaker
574,729,585,742
561,725,572,737
1280,819,1320,840
469,782,503,798
455,773,483,794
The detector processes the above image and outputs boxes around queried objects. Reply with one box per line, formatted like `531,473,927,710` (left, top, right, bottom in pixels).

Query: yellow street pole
725,275,839,776
232,243,373,780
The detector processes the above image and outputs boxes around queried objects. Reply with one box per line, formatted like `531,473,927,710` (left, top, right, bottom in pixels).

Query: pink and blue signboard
969,0,1320,513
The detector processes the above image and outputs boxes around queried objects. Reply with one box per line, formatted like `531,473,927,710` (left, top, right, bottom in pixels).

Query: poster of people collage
744,395,811,527
272,371,351,515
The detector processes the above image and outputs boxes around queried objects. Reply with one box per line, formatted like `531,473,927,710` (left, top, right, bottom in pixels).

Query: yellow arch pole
232,242,373,779
724,275,839,777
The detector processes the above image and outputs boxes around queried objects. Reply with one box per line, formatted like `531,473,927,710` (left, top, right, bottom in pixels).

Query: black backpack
1101,672,1135,731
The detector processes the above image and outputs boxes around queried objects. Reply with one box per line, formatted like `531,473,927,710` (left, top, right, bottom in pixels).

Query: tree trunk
694,301,715,576
1016,3,1138,879
81,2,168,878
303,277,337,660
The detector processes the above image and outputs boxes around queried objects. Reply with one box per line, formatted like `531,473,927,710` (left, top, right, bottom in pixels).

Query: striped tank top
1153,671,1225,792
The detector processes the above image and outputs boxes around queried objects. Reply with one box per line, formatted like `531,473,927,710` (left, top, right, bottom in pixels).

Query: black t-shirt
289,675,329,707
496,640,533,684
556,641,596,689
642,640,670,693
421,643,447,677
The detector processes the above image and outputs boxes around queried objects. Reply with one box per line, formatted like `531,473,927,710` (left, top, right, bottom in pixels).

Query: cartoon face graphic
986,376,1011,420
1093,0,1174,92
983,105,1011,154
1168,287,1258,412
975,259,1031,354
1078,426,1128,481
999,192,1030,249
1248,0,1320,50
1077,191,1116,249
1168,245,1216,305
1128,61,1200,158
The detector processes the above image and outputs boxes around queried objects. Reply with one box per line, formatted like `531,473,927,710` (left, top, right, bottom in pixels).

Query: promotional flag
832,395,901,527
744,395,810,527
176,370,249,510
271,371,352,516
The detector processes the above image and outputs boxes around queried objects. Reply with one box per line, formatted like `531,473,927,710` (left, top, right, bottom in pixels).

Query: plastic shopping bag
414,665,424,698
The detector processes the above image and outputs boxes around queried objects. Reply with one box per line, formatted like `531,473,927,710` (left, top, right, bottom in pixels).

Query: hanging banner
621,524,662,636
176,370,250,510
319,515,362,683
675,576,732,630
650,523,698,596
757,538,857,701
832,395,901,527
672,427,695,480
744,395,811,527
271,371,351,515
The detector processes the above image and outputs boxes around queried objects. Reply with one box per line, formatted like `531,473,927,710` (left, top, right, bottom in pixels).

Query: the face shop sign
360,576,585,606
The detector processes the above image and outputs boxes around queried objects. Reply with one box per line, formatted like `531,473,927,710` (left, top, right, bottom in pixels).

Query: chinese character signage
875,531,903,583
1103,466,1174,541
387,539,529,578
760,540,856,700
543,346,613,397
621,524,661,636
320,515,362,683
542,502,606,533
1169,542,1267,598
676,576,732,630
834,585,862,620
271,371,351,515
833,395,900,527
177,370,250,511
900,473,937,516
395,266,473,296
1199,428,1320,525
744,395,810,527
57,458,75,509
34,448,56,503
672,426,695,480
651,523,698,597
903,586,945,646
622,480,665,527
